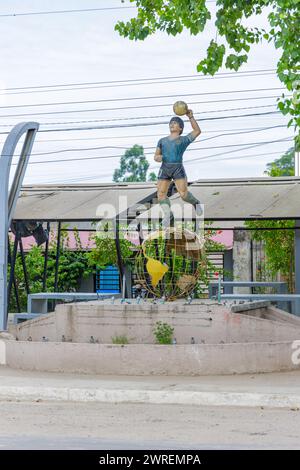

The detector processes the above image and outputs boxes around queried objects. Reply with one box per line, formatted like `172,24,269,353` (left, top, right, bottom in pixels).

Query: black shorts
158,163,187,181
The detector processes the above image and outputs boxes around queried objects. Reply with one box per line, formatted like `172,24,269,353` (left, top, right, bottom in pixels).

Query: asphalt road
0,400,299,450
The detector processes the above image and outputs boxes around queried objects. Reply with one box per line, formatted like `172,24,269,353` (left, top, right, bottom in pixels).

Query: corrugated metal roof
14,182,157,221
138,177,300,221
13,177,300,221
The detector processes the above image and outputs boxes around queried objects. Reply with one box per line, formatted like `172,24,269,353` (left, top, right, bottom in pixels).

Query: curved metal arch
0,122,39,330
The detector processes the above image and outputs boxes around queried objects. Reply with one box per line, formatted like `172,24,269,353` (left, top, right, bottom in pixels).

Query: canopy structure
14,182,158,221
14,177,300,222
137,177,300,221
7,176,300,320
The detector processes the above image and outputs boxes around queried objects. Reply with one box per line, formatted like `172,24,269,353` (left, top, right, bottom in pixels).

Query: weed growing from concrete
153,321,174,344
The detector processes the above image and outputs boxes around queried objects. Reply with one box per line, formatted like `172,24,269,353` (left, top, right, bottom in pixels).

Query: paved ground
1,366,300,408
0,401,300,449
1,366,300,449
2,366,300,392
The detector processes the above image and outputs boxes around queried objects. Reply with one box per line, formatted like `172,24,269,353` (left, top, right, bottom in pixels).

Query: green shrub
153,321,174,345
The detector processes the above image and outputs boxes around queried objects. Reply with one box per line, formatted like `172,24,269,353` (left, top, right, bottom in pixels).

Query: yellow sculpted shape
142,231,169,288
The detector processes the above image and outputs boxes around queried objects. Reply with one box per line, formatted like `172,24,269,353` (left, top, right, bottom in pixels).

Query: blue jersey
157,132,196,164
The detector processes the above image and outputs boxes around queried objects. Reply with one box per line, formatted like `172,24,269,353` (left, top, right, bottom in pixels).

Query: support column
7,237,21,314
19,237,30,296
293,136,300,315
7,234,19,311
54,222,61,292
294,219,300,316
42,222,50,291
223,249,233,294
232,229,252,294
114,216,126,298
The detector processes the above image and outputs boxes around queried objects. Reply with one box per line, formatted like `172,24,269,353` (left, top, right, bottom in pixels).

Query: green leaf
114,0,300,137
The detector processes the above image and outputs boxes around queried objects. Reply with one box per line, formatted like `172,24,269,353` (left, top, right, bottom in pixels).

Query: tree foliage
245,219,295,290
265,146,294,176
116,0,300,145
8,224,138,312
113,144,156,182
245,149,295,290
9,227,92,312
86,226,134,269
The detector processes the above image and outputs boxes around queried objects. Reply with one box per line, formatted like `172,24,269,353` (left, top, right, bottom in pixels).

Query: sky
0,0,294,185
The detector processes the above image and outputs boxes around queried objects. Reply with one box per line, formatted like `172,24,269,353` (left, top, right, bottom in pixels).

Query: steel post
0,122,39,330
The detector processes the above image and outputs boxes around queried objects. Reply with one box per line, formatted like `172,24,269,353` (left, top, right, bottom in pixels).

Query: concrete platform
1,338,300,376
8,299,300,344
2,300,300,376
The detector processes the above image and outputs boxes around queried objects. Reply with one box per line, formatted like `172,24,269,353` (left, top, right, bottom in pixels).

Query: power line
183,138,293,165
0,124,289,145
0,70,276,96
150,149,292,169
199,150,293,165
34,123,289,143
12,137,293,166
24,141,294,183
42,170,119,185
42,148,291,184
42,107,280,126
38,110,283,133
9,124,289,158
0,105,279,128
0,2,220,18
190,124,288,145
2,72,277,96
0,109,283,136
0,94,283,119
0,87,285,110
0,6,136,18
2,68,276,91
29,145,292,184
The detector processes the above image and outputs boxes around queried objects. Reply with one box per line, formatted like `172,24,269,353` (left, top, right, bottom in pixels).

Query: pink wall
210,230,233,249
14,229,233,251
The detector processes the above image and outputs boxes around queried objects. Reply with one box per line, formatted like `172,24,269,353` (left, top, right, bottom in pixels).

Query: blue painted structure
96,265,120,294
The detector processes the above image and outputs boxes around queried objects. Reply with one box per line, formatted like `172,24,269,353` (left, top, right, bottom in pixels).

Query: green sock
182,191,199,206
182,191,203,217
159,197,171,208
